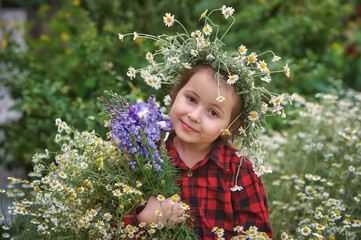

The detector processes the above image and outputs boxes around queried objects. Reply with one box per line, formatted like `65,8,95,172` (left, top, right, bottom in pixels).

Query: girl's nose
188,108,201,123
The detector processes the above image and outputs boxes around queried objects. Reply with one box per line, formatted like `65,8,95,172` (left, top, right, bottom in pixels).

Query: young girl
119,5,291,239
136,64,272,239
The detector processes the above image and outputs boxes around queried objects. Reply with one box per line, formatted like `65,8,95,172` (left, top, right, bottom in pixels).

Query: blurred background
0,0,360,237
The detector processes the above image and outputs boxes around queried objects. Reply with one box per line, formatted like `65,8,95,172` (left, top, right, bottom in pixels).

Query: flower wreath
118,6,293,177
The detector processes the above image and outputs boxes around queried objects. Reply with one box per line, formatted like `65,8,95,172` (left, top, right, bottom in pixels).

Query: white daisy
163,95,172,106
227,75,239,84
127,66,136,79
221,5,235,19
257,60,268,72
118,33,124,41
216,96,225,102
203,24,212,35
190,49,199,57
284,63,291,77
238,45,247,55
248,111,259,121
163,13,175,27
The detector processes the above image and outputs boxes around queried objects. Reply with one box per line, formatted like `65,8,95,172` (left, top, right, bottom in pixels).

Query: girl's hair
170,64,243,141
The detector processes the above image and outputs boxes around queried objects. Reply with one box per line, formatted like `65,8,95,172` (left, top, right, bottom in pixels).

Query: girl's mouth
180,120,197,132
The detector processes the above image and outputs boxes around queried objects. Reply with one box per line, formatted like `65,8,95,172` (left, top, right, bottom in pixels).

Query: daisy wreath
118,5,293,177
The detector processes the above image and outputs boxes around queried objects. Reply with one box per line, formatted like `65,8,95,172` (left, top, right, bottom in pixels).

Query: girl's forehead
184,69,239,105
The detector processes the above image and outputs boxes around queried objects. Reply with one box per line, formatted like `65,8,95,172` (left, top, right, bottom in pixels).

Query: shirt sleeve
231,160,272,238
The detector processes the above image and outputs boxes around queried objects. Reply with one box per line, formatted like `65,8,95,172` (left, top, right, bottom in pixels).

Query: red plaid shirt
166,134,272,239
123,133,272,239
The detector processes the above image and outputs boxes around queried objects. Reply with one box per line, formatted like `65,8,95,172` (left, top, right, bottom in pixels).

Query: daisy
145,52,153,61
221,129,231,136
238,45,247,55
191,49,199,57
200,9,208,19
299,226,311,236
221,5,235,19
216,96,225,102
155,210,162,216
163,13,175,27
233,225,244,233
112,189,122,197
168,56,180,64
257,60,268,72
180,203,190,211
261,103,268,114
203,24,212,35
157,195,165,201
230,185,243,191
284,63,291,77
271,94,284,106
247,52,258,64
227,75,239,84
248,111,259,121
118,33,124,41
182,62,192,69
127,67,136,79
272,55,281,62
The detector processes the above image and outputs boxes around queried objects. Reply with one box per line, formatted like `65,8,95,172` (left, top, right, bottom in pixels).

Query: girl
134,64,272,239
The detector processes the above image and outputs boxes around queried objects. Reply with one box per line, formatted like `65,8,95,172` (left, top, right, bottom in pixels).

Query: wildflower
163,13,175,27
238,45,247,55
299,226,311,236
257,60,268,73
261,104,268,114
221,129,231,136
200,9,208,19
191,49,199,57
227,75,239,85
104,212,112,221
216,96,225,103
221,5,235,19
168,56,180,64
157,195,165,201
272,55,281,62
247,52,258,65
163,95,172,106
182,62,192,69
112,189,122,197
155,210,162,216
118,33,124,41
284,63,291,77
203,24,212,35
145,52,153,61
230,185,243,191
271,95,284,106
180,202,190,211
127,67,136,79
248,111,259,121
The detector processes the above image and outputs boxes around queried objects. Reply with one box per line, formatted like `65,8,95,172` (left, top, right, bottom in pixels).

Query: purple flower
106,95,172,171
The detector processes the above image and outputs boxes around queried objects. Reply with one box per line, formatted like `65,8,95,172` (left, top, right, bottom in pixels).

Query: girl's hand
138,195,187,227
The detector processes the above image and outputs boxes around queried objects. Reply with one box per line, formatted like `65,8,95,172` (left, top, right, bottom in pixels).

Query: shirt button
187,171,193,177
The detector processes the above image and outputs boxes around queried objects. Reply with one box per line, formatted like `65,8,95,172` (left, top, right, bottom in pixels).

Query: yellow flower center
251,113,257,119
249,56,254,62
275,98,281,104
260,62,266,68
167,17,172,23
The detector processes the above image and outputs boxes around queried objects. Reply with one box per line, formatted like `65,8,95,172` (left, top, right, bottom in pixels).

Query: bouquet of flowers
1,92,197,239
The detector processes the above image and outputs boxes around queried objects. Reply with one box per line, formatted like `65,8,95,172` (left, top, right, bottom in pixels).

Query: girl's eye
209,110,219,117
187,96,196,103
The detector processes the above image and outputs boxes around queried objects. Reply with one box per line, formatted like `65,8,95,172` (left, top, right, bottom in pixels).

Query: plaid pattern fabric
166,133,272,239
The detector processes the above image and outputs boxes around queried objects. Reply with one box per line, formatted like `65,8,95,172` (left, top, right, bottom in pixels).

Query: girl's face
170,68,240,147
